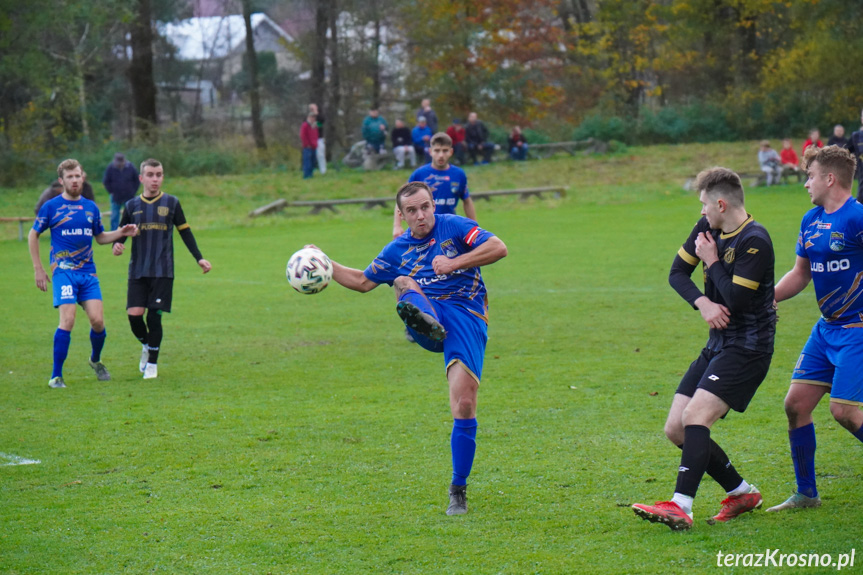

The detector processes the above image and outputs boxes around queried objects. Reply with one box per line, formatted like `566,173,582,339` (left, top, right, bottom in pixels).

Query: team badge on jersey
158,206,169,217
723,247,735,264
441,239,458,258
830,232,845,252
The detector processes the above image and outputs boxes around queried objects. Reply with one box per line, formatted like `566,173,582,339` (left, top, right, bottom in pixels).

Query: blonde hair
57,159,82,177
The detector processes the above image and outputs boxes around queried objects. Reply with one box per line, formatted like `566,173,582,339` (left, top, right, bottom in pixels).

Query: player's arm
173,202,211,273
95,224,137,245
432,236,507,275
775,256,811,302
462,196,477,222
670,223,730,329
668,224,707,305
28,229,49,292
332,261,379,293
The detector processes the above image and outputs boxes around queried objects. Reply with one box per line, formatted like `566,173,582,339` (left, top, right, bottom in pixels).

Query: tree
129,0,158,142
242,0,267,150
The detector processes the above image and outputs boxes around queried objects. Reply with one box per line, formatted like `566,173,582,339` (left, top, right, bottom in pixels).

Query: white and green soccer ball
286,247,333,294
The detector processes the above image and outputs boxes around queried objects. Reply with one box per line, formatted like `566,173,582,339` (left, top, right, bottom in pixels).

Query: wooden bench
250,186,567,216
0,217,34,241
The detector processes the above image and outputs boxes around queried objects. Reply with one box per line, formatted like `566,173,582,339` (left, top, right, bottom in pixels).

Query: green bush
572,115,628,143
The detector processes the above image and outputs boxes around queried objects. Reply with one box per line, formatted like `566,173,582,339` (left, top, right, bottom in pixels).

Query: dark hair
694,167,745,207
396,181,433,210
802,145,857,188
430,132,452,148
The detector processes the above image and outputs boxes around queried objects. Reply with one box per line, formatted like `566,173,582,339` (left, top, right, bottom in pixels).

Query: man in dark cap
102,153,140,230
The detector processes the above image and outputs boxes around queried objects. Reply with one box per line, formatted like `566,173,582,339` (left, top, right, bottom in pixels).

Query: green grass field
1,148,860,574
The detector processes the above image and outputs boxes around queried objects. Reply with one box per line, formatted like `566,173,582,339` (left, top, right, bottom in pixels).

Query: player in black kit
632,167,776,530
112,159,212,379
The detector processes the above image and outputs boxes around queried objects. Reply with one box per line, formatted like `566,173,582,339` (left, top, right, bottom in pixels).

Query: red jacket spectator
802,138,823,155
446,124,466,147
780,147,799,167
300,120,318,149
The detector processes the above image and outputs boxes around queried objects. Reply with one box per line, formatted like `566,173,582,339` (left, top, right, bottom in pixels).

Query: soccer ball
286,247,333,294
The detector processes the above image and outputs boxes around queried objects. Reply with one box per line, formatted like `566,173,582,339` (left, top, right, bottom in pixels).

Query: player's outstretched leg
393,277,446,343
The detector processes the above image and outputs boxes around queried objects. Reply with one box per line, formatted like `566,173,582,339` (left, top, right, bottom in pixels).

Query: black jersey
669,215,776,353
119,192,199,279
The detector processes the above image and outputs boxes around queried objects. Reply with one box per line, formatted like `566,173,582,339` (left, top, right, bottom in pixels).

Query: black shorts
127,277,174,312
676,346,772,413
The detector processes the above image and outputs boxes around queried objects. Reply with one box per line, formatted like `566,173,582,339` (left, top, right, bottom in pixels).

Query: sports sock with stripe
789,423,818,498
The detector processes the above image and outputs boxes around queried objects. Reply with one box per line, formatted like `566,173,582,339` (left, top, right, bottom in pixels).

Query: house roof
161,13,294,61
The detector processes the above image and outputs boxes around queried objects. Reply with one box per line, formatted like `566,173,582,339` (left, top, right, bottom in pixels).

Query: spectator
416,98,438,134
102,153,139,230
465,112,495,164
827,124,847,148
412,116,433,164
446,119,467,165
508,126,529,161
362,108,388,154
758,140,783,186
391,119,417,169
780,138,803,182
802,128,823,155
309,103,327,175
300,113,318,179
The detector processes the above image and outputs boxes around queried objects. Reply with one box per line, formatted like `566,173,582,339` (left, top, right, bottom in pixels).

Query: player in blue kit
768,145,863,512
392,133,476,239
323,181,507,515
28,159,138,388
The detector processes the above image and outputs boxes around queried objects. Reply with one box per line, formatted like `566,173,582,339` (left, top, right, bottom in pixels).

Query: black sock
146,309,163,364
706,439,744,492
675,439,744,493
129,314,147,344
675,425,711,498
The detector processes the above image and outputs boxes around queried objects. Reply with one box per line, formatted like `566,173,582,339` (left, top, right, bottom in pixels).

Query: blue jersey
795,196,863,325
364,213,493,318
33,195,104,275
408,164,469,215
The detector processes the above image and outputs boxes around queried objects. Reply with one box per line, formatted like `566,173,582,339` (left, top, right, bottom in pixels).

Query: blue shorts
52,269,102,308
406,298,488,384
792,321,863,405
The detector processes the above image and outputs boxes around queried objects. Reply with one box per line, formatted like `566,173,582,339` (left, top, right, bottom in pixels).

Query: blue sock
398,289,436,318
853,425,863,444
789,423,818,498
52,328,72,379
90,328,106,363
451,418,478,486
